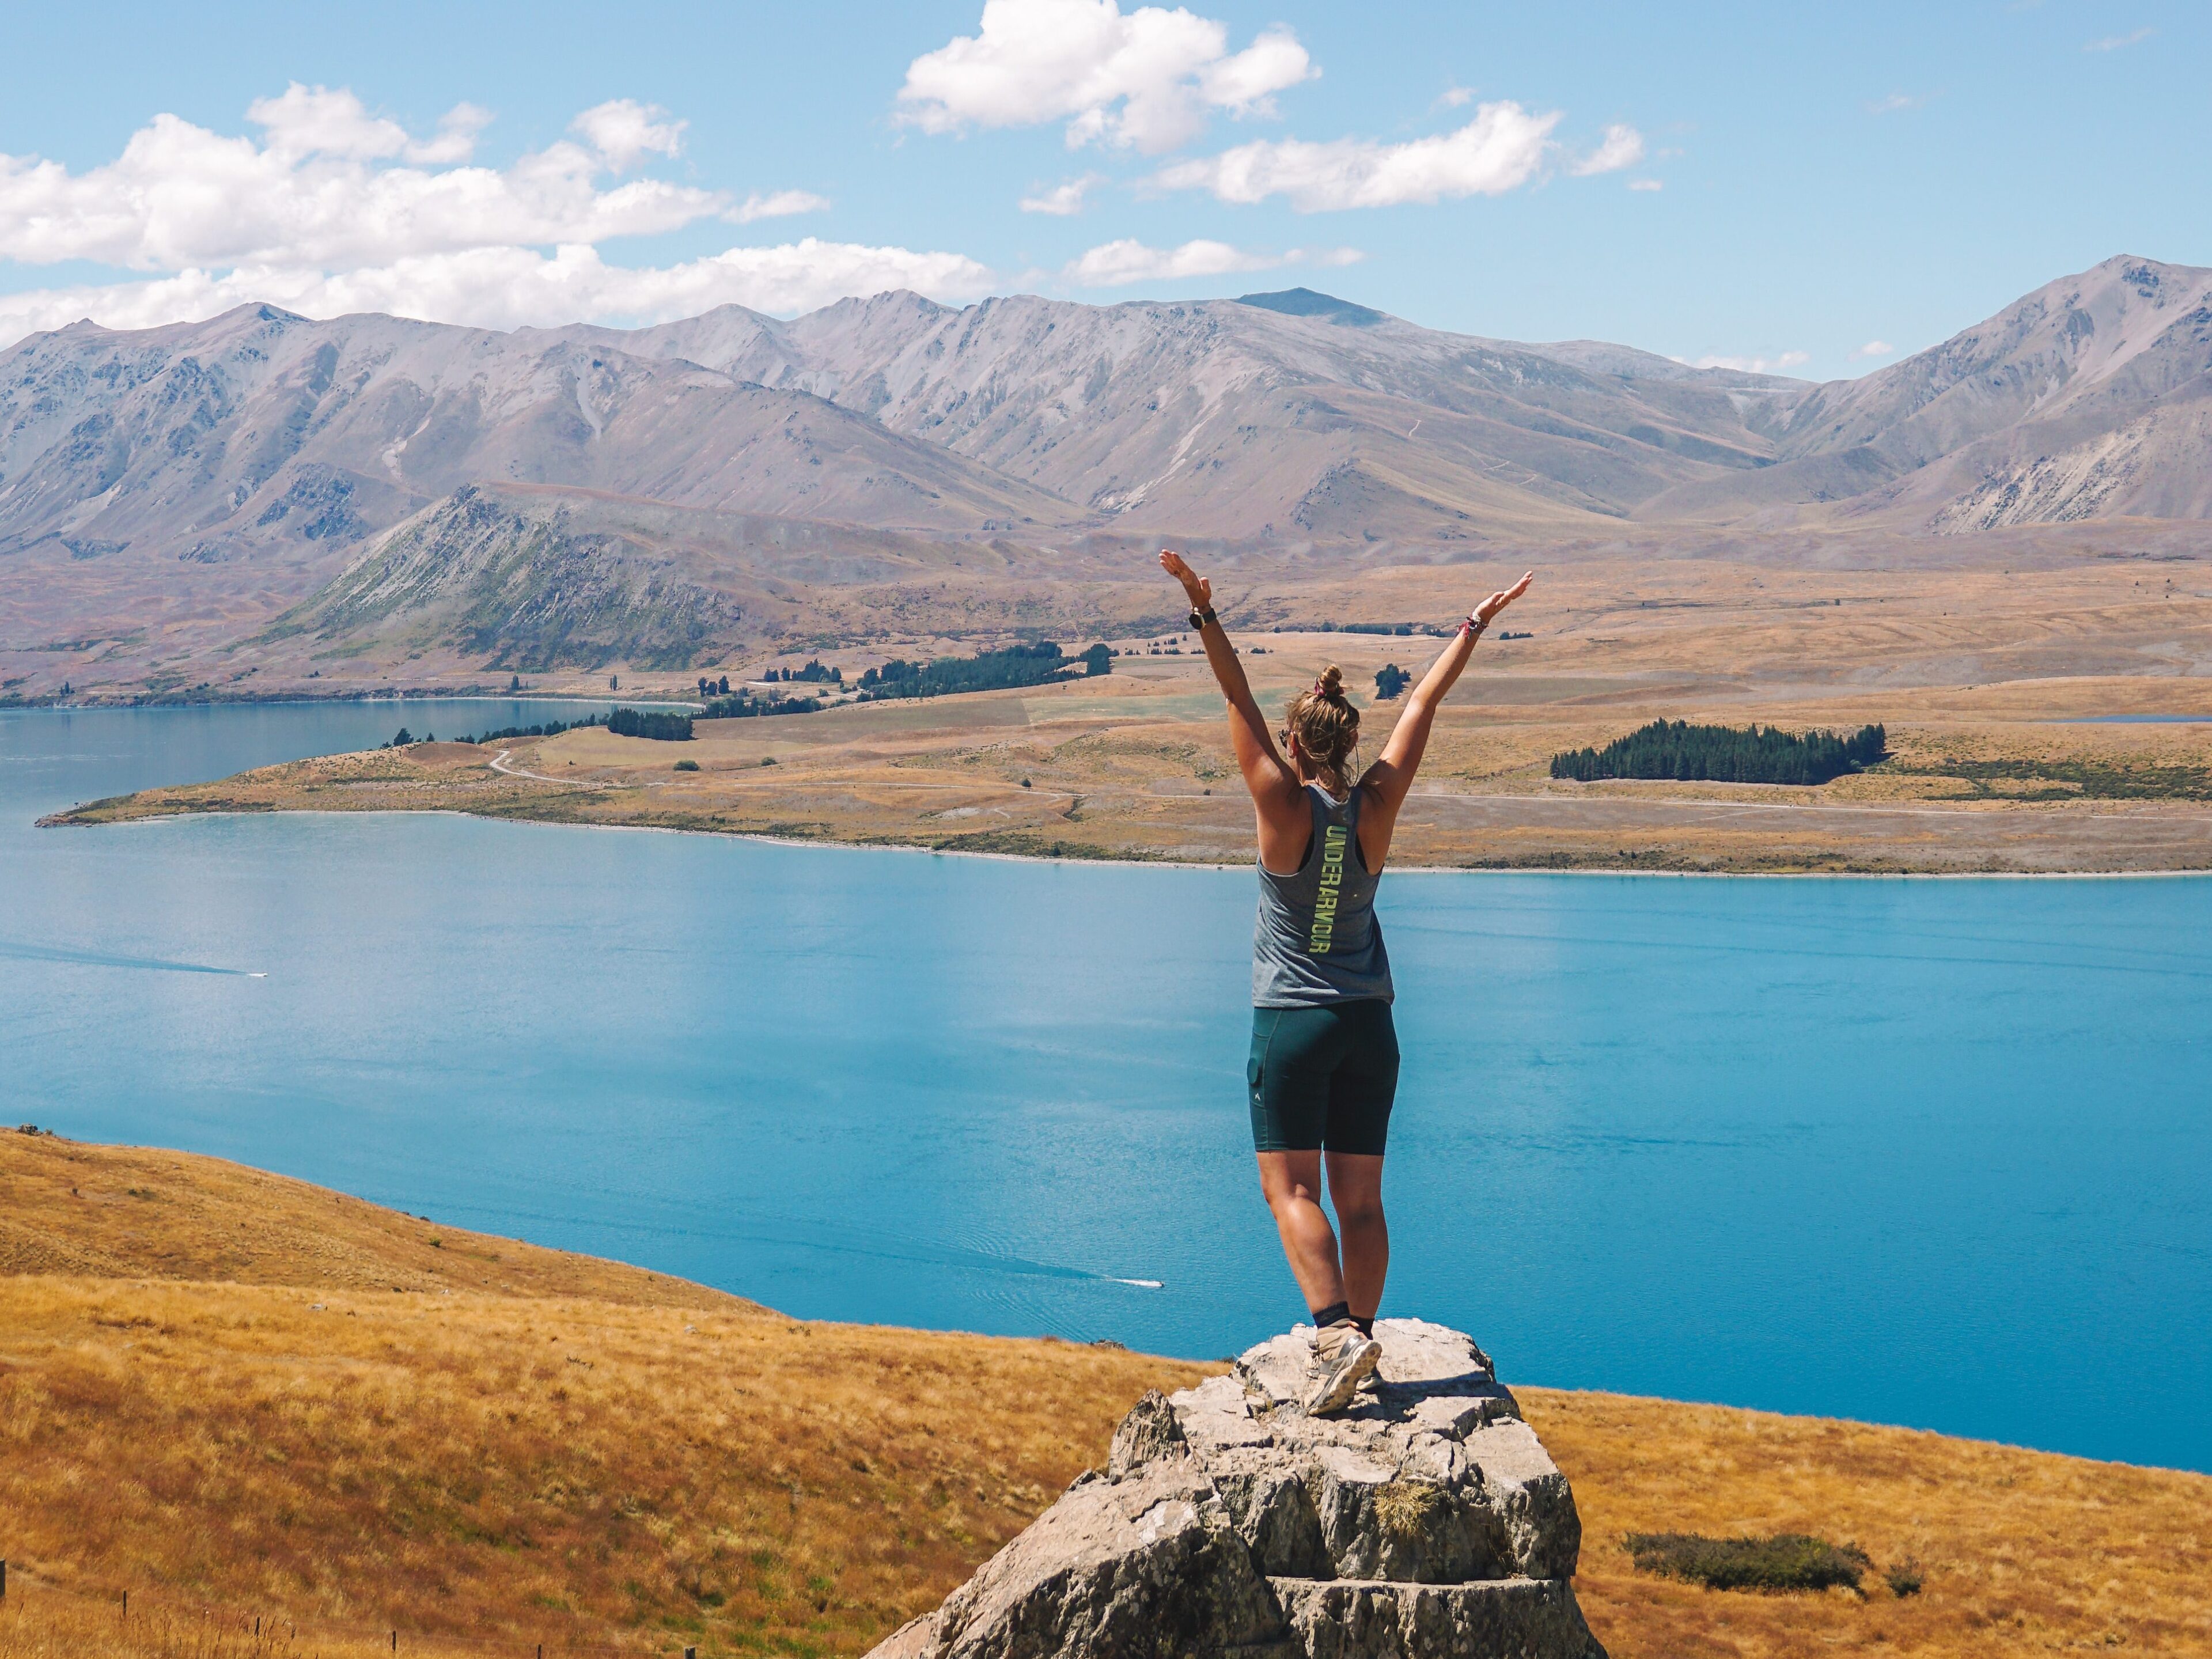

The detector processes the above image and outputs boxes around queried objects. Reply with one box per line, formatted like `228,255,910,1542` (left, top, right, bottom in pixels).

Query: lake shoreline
43,798,2212,880
4,689,705,712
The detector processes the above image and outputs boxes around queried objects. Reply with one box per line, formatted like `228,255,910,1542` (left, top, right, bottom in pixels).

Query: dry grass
0,1584,494,1659
3,1129,2207,1658
0,1132,1203,1656
0,1134,736,1307
1522,1388,2212,1657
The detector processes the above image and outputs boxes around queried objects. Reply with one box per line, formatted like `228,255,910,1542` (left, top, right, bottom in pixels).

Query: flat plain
2,1129,2207,1659
52,546,2212,872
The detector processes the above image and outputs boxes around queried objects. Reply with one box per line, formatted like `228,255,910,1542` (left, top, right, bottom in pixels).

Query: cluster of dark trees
699,691,827,719
1374,664,1410,700
605,706,694,741
856,641,1109,701
1551,721,1888,785
780,660,843,684
695,675,732,696
451,714,607,745
443,707,698,744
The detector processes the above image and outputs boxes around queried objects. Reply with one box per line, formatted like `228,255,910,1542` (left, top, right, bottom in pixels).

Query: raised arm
1160,551,1305,832
1356,573,1532,861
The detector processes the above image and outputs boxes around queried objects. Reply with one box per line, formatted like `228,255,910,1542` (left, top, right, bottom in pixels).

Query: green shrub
1622,1532,1871,1593
673,759,699,772
1886,1559,1925,1597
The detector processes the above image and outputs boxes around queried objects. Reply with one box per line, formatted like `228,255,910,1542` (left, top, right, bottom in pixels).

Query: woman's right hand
1475,571,1535,626
1160,548,1211,612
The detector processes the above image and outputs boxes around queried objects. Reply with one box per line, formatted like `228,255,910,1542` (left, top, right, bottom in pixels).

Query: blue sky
1,1,2203,377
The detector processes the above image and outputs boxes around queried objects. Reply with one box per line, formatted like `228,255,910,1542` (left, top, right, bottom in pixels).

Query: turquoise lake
3,702,2207,1472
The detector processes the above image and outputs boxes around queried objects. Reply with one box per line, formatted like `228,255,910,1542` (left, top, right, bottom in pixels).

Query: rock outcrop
869,1319,1606,1659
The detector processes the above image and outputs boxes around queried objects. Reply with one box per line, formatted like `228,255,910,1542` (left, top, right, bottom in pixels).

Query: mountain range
2,254,2206,684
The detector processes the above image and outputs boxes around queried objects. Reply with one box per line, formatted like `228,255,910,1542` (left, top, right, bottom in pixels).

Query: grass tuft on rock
1623,1531,1871,1593
1371,1480,1447,1539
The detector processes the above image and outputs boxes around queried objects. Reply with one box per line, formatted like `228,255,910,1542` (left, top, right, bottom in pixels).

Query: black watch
1189,606,1218,630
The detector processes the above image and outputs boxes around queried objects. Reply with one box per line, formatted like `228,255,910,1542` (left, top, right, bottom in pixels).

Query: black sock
1351,1315,1374,1340
1311,1300,1352,1330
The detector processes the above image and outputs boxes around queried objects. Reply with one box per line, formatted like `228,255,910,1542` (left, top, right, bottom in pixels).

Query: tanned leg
1325,1152,1388,1321
1256,1150,1346,1314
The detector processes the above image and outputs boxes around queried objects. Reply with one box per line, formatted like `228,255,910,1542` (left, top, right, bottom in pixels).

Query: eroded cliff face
870,1319,1607,1659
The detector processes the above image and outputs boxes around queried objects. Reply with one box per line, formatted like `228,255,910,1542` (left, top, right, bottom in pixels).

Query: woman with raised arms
1160,550,1533,1414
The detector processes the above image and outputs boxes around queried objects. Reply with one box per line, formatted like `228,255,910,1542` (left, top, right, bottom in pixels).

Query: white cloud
1685,350,1810,374
1627,178,1663,192
1020,172,1107,214
896,0,1315,153
0,99,730,270
1851,339,1896,359
1151,100,1558,210
570,99,687,169
1866,91,1929,114
732,190,831,222
1435,86,1476,110
1062,237,1358,287
0,240,999,346
0,87,973,349
410,104,497,166
236,84,493,168
1567,123,1643,177
2085,26,2153,50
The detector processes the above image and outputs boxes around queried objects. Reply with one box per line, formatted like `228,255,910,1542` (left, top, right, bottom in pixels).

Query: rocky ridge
869,1320,1605,1659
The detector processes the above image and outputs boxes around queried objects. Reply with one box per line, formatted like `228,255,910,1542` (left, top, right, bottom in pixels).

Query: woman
1161,550,1533,1414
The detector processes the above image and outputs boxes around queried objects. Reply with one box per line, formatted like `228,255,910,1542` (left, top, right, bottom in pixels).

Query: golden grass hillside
2,1127,2207,1659
0,1131,1204,1657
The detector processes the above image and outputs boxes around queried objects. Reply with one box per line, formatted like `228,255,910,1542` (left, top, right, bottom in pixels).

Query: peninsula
46,550,2212,872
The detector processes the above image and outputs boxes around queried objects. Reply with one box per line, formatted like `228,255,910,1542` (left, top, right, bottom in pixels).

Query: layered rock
869,1319,1605,1659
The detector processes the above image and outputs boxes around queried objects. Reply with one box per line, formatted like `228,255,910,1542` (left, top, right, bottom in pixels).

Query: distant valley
2,254,2208,698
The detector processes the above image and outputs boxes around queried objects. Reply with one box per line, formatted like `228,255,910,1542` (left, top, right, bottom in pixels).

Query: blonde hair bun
1283,665,1361,783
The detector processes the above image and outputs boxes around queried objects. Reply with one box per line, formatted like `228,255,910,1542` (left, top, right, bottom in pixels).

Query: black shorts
1247,1001,1400,1156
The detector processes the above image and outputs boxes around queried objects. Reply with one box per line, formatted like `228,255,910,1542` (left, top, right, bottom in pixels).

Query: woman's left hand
1475,571,1535,626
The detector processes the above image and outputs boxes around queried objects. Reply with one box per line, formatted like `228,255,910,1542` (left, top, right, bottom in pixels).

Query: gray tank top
1252,783,1394,1007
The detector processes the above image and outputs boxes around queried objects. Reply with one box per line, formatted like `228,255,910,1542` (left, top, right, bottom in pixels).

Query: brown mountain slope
1642,255,2212,528
9,259,2212,698
0,304,1077,658
563,259,2212,540
592,287,1799,537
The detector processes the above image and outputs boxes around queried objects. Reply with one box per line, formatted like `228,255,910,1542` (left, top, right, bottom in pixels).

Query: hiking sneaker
1303,1324,1382,1416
